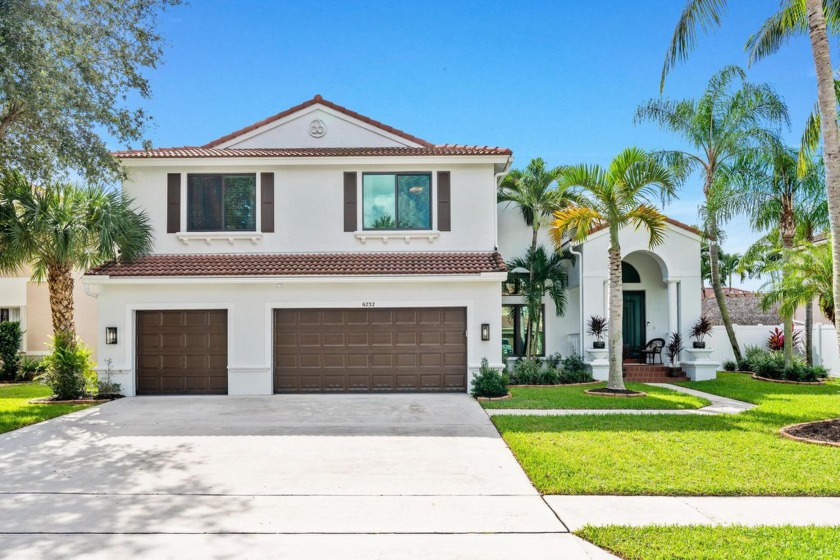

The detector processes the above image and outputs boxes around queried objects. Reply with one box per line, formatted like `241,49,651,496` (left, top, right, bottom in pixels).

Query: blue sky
134,1,820,286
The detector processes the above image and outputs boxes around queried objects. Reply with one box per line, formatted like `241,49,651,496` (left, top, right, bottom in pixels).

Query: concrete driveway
0,394,610,559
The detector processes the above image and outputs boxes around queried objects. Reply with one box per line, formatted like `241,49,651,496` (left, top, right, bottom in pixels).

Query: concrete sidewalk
0,394,614,559
545,496,840,531
486,382,756,416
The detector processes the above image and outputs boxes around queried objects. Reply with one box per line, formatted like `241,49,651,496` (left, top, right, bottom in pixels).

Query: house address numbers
362,302,375,307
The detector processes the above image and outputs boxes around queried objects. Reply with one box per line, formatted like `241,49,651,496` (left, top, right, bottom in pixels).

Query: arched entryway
622,251,670,360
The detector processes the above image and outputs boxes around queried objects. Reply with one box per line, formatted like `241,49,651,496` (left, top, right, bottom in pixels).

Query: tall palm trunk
780,229,795,365
806,0,840,361
607,240,626,390
708,215,742,361
46,263,76,337
525,225,539,358
805,301,814,365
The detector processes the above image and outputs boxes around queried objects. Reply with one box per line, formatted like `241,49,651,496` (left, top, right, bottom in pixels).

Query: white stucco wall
222,106,420,149
91,277,503,396
124,162,502,254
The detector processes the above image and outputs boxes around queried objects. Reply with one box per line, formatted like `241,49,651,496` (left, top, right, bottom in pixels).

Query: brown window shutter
343,172,357,232
437,171,451,231
261,172,275,233
166,173,181,233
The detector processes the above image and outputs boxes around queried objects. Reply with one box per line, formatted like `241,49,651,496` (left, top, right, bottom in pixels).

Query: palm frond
662,0,729,91
625,204,669,248
745,0,807,66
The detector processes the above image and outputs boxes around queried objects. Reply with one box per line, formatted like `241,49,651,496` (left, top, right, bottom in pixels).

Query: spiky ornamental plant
0,170,153,339
550,147,675,391
636,65,789,362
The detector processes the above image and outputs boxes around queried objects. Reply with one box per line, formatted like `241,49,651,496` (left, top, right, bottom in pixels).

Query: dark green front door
623,291,646,359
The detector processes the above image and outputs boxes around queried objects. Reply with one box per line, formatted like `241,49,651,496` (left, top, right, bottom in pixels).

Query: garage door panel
274,307,465,393
299,332,322,346
347,333,369,346
136,310,228,395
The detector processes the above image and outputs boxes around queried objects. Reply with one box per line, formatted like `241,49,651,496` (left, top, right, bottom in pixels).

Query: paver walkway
485,383,756,416
544,496,840,531
0,394,615,560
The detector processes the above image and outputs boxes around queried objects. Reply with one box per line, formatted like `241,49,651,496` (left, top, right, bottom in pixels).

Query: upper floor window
187,174,256,232
363,173,431,230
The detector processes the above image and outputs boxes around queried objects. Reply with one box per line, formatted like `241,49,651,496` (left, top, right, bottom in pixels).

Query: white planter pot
682,348,719,381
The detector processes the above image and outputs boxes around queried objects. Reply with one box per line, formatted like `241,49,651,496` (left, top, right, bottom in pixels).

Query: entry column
667,279,679,336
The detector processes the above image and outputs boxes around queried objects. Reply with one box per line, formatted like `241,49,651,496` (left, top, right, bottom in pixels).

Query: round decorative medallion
308,119,327,138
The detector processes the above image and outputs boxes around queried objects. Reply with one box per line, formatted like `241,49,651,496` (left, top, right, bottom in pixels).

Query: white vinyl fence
705,324,840,377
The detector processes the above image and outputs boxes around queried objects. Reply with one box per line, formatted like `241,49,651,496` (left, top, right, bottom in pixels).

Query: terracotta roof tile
87,252,507,277
586,217,704,238
203,94,435,148
112,146,511,158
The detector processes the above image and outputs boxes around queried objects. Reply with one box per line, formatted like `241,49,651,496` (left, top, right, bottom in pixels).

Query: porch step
623,364,688,383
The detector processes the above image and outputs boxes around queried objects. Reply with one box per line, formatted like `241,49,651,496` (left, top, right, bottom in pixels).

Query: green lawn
482,383,709,409
0,383,91,435
576,525,840,560
493,373,840,495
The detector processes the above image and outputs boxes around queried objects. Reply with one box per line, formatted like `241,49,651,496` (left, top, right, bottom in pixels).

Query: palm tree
498,158,579,254
506,245,573,358
723,252,741,289
763,241,835,333
636,66,788,362
749,147,826,363
0,170,152,338
549,147,675,391
499,158,580,350
749,147,824,363
661,0,840,369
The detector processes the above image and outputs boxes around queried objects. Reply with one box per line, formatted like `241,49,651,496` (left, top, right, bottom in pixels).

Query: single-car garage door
136,310,228,395
274,307,467,392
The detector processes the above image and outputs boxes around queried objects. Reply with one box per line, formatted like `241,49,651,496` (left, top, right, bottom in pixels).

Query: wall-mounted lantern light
480,323,490,341
105,327,118,345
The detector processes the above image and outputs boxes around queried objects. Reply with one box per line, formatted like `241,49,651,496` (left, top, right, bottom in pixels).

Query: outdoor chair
639,338,665,364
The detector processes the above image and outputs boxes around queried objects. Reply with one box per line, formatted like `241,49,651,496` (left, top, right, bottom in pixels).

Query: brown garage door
274,307,467,393
136,310,228,395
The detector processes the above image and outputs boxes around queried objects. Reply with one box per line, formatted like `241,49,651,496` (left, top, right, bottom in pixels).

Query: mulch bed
475,393,512,402
585,387,647,398
751,374,825,386
780,419,840,447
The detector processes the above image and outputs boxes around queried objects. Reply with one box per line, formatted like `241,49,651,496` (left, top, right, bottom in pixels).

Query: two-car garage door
274,307,467,393
135,307,467,395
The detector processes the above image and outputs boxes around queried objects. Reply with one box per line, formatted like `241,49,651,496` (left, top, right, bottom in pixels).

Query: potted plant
587,315,607,349
689,316,712,349
665,332,684,376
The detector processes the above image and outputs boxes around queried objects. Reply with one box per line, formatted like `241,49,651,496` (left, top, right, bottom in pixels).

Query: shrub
16,356,46,382
689,316,712,345
559,353,592,383
745,349,827,382
96,359,122,396
510,358,543,385
587,315,607,342
665,332,684,367
544,352,563,369
471,358,508,398
722,360,737,372
41,332,96,400
767,327,802,352
0,321,22,381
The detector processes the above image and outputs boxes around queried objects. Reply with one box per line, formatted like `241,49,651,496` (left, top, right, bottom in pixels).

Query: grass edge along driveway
0,383,91,435
493,373,840,496
575,524,840,560
482,382,709,410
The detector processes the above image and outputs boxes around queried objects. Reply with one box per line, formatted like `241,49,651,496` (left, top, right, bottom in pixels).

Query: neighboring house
701,287,832,327
0,269,98,357
498,206,702,370
84,96,511,396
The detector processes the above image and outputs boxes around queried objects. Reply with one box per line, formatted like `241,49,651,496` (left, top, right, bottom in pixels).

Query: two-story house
85,96,511,396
